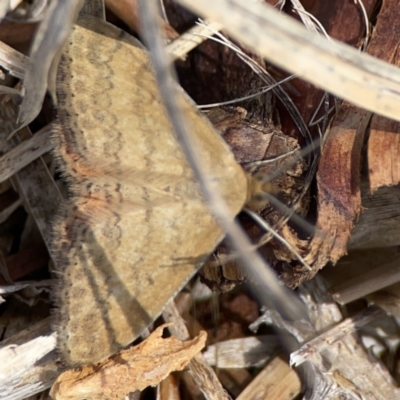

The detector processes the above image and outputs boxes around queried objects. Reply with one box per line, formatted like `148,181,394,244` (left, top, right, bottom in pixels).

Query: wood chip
203,336,280,368
50,324,206,400
163,301,230,400
236,355,301,400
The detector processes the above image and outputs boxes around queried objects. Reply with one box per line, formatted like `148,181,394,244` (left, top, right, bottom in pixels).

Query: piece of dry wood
280,104,371,287
0,318,58,400
166,20,222,61
0,335,57,399
369,114,400,191
162,301,231,400
0,123,52,184
365,0,400,192
0,22,38,46
291,306,384,366
296,277,400,399
330,256,400,305
311,105,370,255
105,0,178,40
250,276,400,398
50,324,206,400
349,181,400,249
157,374,181,400
0,99,62,252
280,0,400,286
0,40,28,78
236,355,301,400
202,336,280,368
321,245,400,299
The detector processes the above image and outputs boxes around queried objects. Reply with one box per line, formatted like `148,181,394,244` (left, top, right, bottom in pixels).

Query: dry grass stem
176,0,400,121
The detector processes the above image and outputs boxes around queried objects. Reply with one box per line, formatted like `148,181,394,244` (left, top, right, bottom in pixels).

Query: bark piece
105,0,178,40
282,105,371,286
367,0,400,192
50,324,206,400
330,257,400,305
282,0,400,286
349,180,400,249
369,115,400,192
162,302,230,400
0,40,28,78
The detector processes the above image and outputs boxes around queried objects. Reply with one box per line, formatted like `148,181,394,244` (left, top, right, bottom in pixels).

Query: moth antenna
244,207,312,271
265,192,317,238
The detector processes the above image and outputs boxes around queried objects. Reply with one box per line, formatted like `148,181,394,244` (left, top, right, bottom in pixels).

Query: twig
0,42,28,78
0,123,53,184
330,259,400,305
166,20,223,60
290,306,385,367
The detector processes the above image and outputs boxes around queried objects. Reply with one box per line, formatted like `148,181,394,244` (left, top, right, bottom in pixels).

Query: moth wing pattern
51,16,248,366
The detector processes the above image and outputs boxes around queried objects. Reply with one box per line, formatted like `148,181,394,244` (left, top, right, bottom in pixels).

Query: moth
51,15,259,366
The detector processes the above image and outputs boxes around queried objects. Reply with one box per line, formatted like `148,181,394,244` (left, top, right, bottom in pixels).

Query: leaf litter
0,1,397,398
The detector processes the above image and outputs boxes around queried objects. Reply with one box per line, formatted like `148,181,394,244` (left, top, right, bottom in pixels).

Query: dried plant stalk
176,0,400,122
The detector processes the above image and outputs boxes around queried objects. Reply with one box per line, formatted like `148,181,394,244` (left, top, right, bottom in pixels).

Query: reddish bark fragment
369,116,400,192
367,0,400,192
283,0,400,287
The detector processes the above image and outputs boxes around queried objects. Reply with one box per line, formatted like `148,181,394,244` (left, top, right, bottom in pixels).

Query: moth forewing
51,16,249,366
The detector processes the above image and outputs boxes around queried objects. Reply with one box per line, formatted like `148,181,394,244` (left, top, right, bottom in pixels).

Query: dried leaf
50,324,207,400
